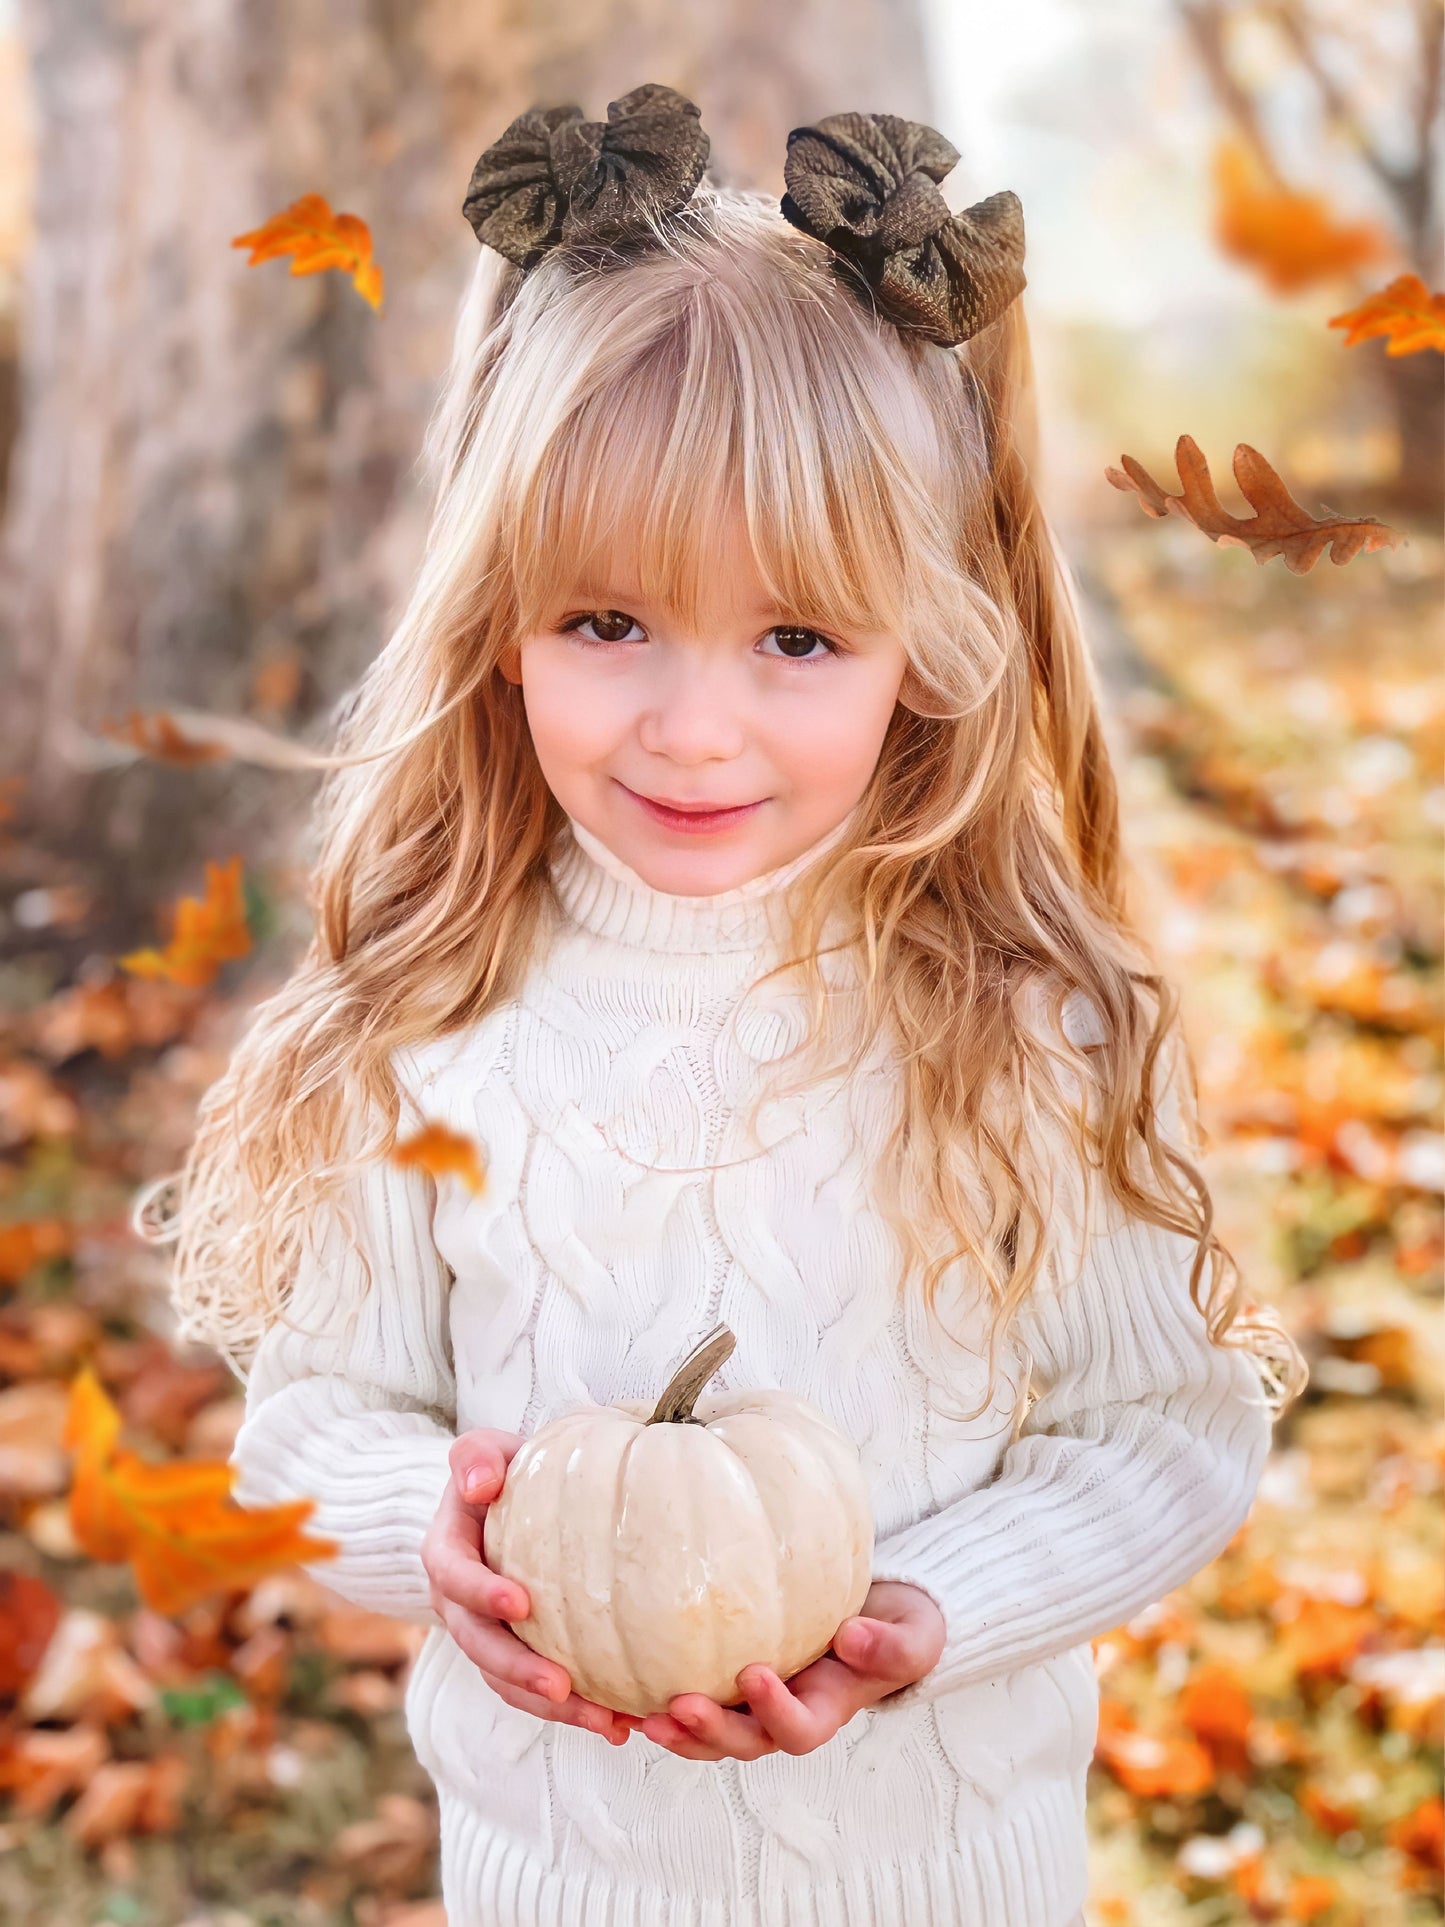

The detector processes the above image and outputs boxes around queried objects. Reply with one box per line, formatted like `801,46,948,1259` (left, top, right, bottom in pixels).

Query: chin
622,837,772,897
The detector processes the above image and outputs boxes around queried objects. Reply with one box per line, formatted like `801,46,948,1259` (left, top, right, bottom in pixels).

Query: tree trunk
0,0,930,918
1380,342,1445,517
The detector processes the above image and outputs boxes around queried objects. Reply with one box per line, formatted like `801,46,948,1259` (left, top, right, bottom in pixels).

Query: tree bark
1380,341,1444,518
0,0,931,912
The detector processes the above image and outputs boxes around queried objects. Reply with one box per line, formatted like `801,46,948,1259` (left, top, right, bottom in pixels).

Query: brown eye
763,626,833,660
585,610,638,643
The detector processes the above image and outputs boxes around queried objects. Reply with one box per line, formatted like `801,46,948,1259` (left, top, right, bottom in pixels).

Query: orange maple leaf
119,856,252,989
391,1121,488,1196
1211,139,1395,294
1106,435,1402,574
64,1365,337,1617
99,708,231,765
1329,273,1445,357
232,192,384,310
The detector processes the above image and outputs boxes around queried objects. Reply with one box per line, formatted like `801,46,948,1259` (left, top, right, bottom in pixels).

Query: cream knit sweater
230,820,1274,1927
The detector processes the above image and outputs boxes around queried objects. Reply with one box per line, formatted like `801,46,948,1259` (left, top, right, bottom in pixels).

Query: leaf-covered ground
0,524,1440,1924
1077,523,1443,1923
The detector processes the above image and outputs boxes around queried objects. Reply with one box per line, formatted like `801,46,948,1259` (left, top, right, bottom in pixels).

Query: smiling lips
617,783,765,835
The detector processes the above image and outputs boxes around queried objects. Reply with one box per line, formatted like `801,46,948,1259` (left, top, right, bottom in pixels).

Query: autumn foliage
118,856,252,990
231,191,384,309
1,11,1441,1920
63,1366,338,1617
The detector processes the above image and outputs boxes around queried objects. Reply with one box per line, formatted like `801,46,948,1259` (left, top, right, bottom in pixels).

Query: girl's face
504,507,909,896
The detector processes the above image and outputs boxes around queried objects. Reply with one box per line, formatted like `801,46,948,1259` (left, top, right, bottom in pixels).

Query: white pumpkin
481,1325,875,1717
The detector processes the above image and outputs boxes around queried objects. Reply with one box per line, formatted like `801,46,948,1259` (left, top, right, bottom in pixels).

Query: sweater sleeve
868,1008,1276,1711
228,1081,458,1627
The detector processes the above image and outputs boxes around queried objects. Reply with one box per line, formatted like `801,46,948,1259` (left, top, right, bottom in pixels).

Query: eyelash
559,612,842,661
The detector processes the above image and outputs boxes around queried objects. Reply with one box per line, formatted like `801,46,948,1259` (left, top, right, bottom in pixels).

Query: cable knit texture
230,819,1274,1927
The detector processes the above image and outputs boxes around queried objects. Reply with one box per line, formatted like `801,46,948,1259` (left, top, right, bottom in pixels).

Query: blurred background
0,3,1440,1923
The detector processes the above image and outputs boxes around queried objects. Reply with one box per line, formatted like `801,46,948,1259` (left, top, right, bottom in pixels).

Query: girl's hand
639,1581,946,1762
421,1428,642,1746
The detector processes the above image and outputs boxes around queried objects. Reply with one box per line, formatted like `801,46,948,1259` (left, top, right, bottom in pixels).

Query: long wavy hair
136,183,1305,1418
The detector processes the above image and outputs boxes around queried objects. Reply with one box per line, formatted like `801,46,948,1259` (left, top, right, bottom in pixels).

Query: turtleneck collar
550,812,855,954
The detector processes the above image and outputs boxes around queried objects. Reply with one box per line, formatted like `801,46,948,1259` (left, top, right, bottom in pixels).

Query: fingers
731,1664,845,1755
832,1609,939,1685
438,1596,631,1740
449,1426,525,1505
479,1659,635,1745
647,1661,845,1760
439,1591,567,1699
648,1689,779,1761
423,1481,532,1623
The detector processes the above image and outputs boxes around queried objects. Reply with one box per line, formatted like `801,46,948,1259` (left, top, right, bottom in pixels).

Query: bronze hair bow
780,112,1025,347
462,82,710,270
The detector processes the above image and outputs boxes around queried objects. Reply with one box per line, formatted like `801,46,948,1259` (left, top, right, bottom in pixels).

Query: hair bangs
501,234,944,646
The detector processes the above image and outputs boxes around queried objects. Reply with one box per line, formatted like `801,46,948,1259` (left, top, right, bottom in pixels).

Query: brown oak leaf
1105,435,1402,574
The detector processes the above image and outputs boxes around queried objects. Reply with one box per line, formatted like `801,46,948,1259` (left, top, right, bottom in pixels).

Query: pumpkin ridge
608,1418,650,1710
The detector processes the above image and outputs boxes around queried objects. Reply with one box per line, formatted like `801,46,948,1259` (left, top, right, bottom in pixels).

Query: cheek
519,648,632,778
766,662,903,794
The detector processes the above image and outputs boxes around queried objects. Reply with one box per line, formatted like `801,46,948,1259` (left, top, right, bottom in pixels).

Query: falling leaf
1211,139,1394,294
1106,436,1403,573
391,1121,488,1196
1330,274,1445,357
63,1366,338,1616
232,192,384,309
119,856,252,989
98,708,231,765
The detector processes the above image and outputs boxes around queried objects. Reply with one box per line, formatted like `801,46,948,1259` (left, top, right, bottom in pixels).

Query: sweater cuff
230,1376,457,1626
867,1390,1270,1713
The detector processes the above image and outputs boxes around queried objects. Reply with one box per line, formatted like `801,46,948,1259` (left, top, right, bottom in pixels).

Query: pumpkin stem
647,1323,736,1425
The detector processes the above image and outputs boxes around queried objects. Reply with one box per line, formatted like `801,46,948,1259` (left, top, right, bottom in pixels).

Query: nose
636,655,747,766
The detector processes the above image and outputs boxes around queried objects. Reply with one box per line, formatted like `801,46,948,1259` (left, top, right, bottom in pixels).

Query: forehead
554,508,796,622
503,286,923,641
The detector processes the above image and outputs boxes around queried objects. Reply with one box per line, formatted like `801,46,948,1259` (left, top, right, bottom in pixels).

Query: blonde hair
137,184,1305,1418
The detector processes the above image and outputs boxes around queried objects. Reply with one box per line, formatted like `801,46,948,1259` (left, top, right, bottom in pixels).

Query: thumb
831,1614,910,1678
449,1427,523,1503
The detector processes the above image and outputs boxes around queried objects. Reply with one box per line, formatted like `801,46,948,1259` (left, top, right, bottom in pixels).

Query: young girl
147,84,1305,1927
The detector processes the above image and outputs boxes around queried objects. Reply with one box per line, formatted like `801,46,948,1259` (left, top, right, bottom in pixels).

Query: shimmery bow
462,82,710,269
780,112,1026,346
